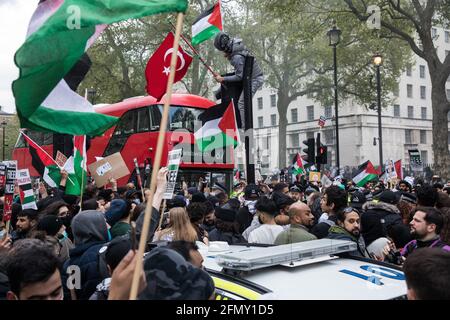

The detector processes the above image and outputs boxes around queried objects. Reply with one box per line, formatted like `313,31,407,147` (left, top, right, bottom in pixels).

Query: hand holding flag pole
130,12,185,300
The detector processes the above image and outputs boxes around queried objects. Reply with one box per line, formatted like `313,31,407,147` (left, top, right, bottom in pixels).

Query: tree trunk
430,75,450,180
190,55,201,95
277,93,289,169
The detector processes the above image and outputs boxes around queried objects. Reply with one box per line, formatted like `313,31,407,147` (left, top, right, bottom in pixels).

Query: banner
17,169,38,210
385,159,397,180
164,149,183,200
408,149,423,172
3,161,17,222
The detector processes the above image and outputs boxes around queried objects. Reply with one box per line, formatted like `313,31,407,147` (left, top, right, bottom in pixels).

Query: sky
0,0,36,114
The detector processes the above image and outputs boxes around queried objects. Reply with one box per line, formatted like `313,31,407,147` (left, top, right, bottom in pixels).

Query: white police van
201,239,407,300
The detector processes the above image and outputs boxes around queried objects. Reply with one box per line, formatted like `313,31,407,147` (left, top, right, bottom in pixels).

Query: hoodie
327,225,369,258
62,210,109,300
361,201,403,246
223,39,264,84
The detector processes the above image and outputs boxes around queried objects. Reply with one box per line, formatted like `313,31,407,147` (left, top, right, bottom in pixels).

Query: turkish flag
145,32,193,101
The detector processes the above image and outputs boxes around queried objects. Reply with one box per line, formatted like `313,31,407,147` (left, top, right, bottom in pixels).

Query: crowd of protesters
0,168,449,300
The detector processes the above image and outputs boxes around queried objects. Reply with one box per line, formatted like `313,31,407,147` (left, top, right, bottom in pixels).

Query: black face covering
60,215,73,229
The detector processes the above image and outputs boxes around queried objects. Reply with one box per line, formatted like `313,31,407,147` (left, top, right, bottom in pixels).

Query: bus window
15,134,26,148
104,110,137,156
137,107,150,133
150,106,162,131
168,106,203,132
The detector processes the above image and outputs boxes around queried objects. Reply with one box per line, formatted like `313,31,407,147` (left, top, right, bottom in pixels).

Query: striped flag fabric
194,99,239,152
352,160,379,187
13,0,188,136
17,169,38,210
394,159,403,180
191,1,223,45
293,153,305,176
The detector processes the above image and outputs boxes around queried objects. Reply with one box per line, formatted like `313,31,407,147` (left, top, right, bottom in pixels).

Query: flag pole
157,199,167,230
168,21,217,76
129,12,185,300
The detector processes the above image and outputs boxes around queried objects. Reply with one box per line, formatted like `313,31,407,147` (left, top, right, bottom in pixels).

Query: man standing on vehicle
213,32,264,129
327,207,370,258
274,202,317,245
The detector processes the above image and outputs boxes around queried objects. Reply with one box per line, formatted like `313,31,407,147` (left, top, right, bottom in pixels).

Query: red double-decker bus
13,94,235,189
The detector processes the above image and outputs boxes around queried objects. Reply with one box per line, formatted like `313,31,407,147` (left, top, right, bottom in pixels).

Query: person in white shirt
248,197,284,245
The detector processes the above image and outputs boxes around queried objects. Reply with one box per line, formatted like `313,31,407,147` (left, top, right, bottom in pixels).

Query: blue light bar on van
216,239,357,271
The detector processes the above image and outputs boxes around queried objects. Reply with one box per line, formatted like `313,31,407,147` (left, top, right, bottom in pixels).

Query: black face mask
60,215,73,229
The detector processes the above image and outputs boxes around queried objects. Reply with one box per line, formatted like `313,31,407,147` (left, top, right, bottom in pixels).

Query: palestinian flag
13,0,188,136
194,99,239,152
67,135,87,196
192,1,223,45
394,160,403,180
353,160,379,187
22,131,60,188
293,153,305,176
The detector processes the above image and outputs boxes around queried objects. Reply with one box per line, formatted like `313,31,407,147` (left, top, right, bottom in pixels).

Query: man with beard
327,207,370,258
11,209,39,242
401,207,450,258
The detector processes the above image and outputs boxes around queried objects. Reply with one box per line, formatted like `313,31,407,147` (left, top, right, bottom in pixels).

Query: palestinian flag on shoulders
353,160,379,187
13,0,188,136
194,99,239,152
22,131,60,188
292,153,305,176
192,1,223,45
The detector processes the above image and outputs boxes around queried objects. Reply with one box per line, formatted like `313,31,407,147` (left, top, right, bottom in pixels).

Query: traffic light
302,138,315,163
316,133,328,164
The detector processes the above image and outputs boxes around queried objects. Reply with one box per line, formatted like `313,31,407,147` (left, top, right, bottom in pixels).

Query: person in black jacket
236,184,261,234
209,202,247,245
311,186,347,239
361,190,410,248
62,210,109,300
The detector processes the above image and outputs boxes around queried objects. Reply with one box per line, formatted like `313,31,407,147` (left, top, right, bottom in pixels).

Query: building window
270,114,277,126
420,86,426,99
257,97,263,110
393,83,399,97
419,65,426,79
291,134,299,147
446,31,450,43
432,27,437,38
263,136,270,149
291,108,298,123
325,106,332,118
405,129,412,144
324,129,335,145
421,107,427,120
421,150,428,164
394,105,400,117
407,84,413,98
408,106,414,119
420,130,427,144
306,131,315,140
258,116,264,128
307,105,314,121
447,89,450,101
406,65,412,76
270,94,276,107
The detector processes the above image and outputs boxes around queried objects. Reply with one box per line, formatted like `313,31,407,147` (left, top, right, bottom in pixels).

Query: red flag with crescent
145,32,193,101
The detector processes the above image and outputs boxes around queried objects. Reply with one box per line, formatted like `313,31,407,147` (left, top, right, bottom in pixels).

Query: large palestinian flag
192,1,223,46
194,99,238,152
13,0,188,136
353,160,379,187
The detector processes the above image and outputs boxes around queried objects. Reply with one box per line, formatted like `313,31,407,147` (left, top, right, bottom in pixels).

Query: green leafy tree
343,0,450,179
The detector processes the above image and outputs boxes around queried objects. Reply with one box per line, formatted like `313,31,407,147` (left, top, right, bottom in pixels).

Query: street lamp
373,53,383,169
327,22,342,174
1,120,7,161
87,87,97,105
